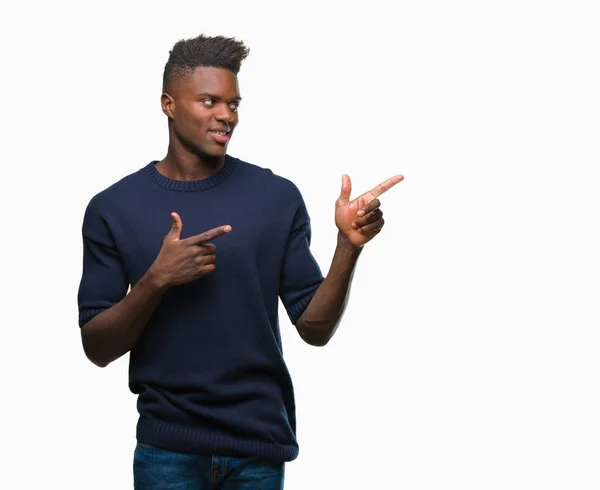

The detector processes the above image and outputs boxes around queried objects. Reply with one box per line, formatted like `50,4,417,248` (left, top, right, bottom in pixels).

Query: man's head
161,35,250,160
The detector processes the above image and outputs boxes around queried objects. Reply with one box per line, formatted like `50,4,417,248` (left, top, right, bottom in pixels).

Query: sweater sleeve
77,196,129,327
279,192,324,324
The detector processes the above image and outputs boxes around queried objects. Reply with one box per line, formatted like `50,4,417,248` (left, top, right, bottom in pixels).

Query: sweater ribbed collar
144,155,237,191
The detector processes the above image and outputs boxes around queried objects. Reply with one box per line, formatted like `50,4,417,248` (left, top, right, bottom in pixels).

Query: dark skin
155,67,242,180
80,66,403,367
295,173,403,346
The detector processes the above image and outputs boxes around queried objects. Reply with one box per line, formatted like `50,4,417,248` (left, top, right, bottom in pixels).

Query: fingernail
357,210,365,217
224,225,231,232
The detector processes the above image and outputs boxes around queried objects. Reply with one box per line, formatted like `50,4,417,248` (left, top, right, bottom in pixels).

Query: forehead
175,66,240,97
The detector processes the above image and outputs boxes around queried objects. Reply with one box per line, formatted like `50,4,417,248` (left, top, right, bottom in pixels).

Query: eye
202,99,215,107
229,103,239,113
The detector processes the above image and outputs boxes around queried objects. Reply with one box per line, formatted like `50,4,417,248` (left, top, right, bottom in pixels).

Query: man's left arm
295,173,404,346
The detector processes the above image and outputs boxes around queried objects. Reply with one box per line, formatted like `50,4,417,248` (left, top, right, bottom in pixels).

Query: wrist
143,267,171,293
337,231,363,255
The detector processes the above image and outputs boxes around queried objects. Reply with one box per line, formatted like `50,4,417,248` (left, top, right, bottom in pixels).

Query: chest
113,191,291,285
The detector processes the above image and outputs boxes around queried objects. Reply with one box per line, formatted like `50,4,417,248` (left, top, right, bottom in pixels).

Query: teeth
212,131,226,135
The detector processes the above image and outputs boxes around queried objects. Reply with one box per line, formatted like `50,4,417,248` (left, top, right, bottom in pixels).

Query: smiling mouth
208,129,230,144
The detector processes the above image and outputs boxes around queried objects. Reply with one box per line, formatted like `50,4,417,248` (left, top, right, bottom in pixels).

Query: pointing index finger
367,174,404,198
186,225,232,244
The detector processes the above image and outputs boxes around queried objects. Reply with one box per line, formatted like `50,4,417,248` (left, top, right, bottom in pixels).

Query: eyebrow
197,92,242,102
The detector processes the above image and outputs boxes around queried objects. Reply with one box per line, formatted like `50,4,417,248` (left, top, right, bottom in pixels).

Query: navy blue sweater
78,155,324,461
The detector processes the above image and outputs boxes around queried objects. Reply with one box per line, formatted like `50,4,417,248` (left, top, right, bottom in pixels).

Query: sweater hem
136,418,299,462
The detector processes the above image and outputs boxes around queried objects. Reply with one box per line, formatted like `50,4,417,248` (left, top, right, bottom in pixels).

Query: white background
1,0,599,488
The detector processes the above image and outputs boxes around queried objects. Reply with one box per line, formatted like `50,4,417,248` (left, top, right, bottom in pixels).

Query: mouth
208,129,230,144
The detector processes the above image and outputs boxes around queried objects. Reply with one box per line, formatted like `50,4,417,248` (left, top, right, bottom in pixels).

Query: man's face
164,66,241,160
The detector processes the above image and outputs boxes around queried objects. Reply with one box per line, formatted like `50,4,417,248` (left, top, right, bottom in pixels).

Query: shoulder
82,164,150,234
230,155,304,202
84,164,148,217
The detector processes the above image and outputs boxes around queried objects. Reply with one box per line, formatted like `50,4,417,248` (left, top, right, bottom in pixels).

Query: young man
78,34,403,489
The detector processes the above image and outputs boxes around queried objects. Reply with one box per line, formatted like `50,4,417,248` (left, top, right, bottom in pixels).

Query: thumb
166,212,183,240
337,174,352,205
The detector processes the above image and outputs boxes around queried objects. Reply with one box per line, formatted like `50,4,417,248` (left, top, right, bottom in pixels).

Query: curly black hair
163,34,250,92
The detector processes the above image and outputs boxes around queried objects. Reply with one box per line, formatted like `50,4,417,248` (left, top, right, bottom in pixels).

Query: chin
209,147,227,159
197,144,227,161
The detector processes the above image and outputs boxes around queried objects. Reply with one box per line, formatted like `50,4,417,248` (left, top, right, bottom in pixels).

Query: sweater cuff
286,289,318,325
79,308,107,327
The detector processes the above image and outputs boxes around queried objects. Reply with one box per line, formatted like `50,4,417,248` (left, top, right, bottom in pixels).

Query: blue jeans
133,442,285,489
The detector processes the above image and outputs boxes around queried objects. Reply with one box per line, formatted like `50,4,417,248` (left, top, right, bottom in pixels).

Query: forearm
295,232,362,346
80,270,168,368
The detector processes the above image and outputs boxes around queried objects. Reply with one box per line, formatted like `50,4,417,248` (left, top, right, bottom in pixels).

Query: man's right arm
79,211,231,368
80,269,167,368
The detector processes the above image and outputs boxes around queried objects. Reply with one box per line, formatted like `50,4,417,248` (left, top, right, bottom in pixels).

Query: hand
148,212,232,288
335,173,404,248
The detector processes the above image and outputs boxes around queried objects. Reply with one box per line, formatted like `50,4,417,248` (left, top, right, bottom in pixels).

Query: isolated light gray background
1,1,599,489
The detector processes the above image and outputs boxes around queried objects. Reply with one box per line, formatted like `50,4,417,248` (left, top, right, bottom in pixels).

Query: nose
214,102,235,123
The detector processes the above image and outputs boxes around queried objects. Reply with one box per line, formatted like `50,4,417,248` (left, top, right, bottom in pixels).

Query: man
78,34,403,489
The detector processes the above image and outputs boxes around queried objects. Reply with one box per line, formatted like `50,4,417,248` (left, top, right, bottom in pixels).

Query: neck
156,142,225,181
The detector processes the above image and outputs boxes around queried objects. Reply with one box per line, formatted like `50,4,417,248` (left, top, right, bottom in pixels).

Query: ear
161,93,175,119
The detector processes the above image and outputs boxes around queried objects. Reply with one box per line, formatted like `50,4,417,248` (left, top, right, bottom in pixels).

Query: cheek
178,106,210,135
